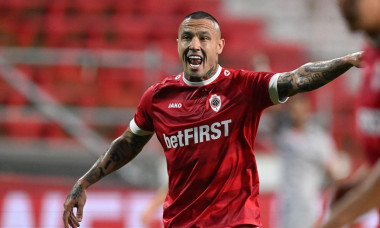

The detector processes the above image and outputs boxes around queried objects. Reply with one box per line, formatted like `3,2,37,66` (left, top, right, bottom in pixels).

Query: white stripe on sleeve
129,118,154,136
268,73,289,104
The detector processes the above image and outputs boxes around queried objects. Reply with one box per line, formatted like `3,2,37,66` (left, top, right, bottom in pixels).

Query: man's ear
217,38,225,54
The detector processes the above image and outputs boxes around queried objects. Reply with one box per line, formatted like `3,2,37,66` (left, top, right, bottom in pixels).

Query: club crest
209,94,221,112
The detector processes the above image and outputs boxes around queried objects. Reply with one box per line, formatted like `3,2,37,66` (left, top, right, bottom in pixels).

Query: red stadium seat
6,0,47,10
110,0,135,16
4,91,28,106
260,41,307,72
16,65,35,79
148,15,180,43
47,0,69,15
0,83,11,105
42,122,67,139
4,108,44,138
180,0,222,17
156,38,180,63
76,88,98,107
56,65,83,84
85,17,110,40
96,68,144,107
17,23,40,46
44,15,87,47
134,0,181,16
75,0,108,15
5,121,43,138
111,15,151,49
33,66,55,86
0,14,19,35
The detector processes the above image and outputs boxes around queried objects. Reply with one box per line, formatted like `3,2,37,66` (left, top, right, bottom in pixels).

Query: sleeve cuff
269,73,289,104
129,119,154,136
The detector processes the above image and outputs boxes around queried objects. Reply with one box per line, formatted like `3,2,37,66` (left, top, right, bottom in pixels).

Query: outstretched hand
348,51,364,68
63,182,87,228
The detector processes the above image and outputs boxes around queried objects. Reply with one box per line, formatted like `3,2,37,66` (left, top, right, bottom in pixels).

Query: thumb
352,51,364,68
76,205,84,222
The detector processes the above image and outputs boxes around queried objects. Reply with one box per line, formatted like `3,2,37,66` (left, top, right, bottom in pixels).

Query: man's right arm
63,127,153,228
80,127,153,186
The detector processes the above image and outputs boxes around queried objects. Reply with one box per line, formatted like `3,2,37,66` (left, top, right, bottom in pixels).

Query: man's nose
189,37,201,50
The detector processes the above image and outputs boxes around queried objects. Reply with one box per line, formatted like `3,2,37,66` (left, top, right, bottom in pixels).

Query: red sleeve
236,70,277,110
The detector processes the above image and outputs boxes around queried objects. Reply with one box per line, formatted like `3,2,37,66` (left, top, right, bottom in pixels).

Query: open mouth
187,55,203,69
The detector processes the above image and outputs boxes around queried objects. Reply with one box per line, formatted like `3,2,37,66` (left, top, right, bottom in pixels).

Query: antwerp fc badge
209,94,221,112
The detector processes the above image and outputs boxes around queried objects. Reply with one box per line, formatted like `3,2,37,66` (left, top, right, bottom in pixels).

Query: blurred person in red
63,11,362,228
318,0,380,227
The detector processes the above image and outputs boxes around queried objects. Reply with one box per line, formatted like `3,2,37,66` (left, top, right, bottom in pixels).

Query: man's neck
182,65,222,86
185,65,219,82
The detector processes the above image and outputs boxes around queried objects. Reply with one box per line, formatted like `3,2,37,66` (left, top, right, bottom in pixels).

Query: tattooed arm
277,52,362,100
63,128,153,228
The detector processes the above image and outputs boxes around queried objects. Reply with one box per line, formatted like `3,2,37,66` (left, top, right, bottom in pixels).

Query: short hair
182,11,220,26
180,11,221,35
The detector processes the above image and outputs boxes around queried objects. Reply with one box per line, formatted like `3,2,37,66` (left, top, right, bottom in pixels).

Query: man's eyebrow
180,31,193,36
179,29,214,38
198,31,211,35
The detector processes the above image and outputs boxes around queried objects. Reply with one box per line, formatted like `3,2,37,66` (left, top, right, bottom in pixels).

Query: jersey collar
182,65,222,86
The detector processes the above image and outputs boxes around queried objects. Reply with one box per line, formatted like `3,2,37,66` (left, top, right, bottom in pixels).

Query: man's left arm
277,52,362,100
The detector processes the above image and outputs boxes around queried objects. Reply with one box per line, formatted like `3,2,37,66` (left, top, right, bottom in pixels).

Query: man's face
177,18,225,81
340,0,380,36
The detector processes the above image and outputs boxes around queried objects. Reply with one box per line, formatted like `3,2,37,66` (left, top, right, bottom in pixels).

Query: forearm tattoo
278,58,353,98
83,128,152,185
66,182,83,201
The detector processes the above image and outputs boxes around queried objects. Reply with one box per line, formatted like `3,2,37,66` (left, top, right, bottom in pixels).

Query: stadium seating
0,0,309,142
3,107,44,138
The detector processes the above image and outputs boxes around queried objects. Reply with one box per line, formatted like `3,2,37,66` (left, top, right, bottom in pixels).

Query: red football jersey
356,44,380,166
130,66,285,227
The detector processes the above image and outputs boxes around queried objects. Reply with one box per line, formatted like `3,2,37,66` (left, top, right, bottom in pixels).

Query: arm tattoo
67,182,83,201
110,151,120,162
278,58,353,98
105,160,112,169
278,72,295,98
304,59,352,80
82,128,152,185
83,153,107,184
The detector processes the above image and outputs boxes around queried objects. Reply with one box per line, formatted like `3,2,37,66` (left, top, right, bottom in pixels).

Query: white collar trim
183,65,222,86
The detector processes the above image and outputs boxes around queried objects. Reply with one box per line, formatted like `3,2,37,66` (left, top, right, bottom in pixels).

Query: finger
71,211,80,227
76,203,84,222
62,208,71,228
68,217,76,228
69,211,80,228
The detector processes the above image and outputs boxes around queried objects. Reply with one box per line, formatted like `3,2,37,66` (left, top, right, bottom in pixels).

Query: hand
347,51,363,68
63,182,87,228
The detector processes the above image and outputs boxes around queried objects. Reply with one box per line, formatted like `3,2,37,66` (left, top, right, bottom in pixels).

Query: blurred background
0,0,371,227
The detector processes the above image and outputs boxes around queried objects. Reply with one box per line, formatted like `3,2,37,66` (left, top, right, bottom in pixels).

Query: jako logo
168,103,182,108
